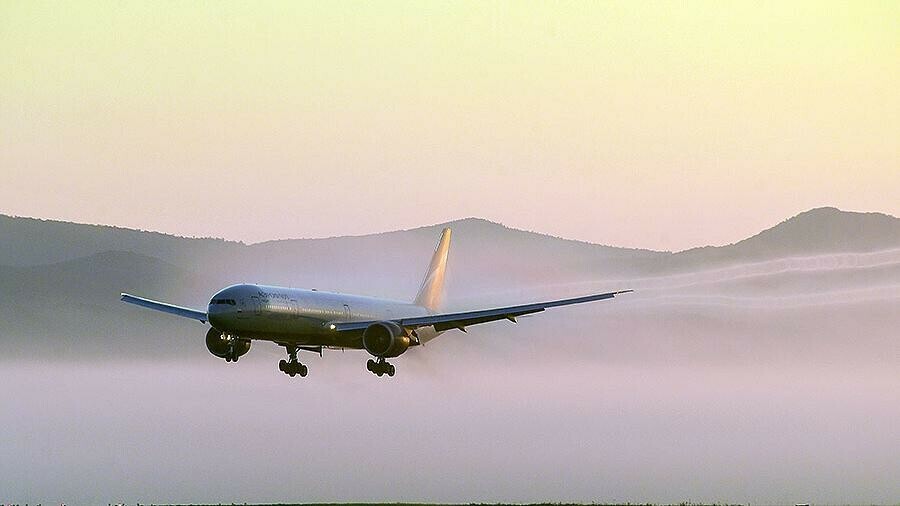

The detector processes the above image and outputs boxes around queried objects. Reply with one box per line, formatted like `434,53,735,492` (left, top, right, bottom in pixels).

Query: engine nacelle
205,327,250,359
362,321,410,358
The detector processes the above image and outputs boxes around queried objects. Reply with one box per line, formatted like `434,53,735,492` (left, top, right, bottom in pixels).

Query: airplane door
237,298,248,319
343,304,351,321
251,296,262,316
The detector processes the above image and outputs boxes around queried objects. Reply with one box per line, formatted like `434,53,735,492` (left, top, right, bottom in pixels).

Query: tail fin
414,228,452,311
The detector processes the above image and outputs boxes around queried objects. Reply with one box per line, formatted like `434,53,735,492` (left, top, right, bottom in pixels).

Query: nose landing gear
224,337,241,362
367,358,395,377
279,345,308,378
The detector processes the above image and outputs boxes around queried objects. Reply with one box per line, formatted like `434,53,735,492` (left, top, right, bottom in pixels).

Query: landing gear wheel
368,358,395,377
279,346,307,378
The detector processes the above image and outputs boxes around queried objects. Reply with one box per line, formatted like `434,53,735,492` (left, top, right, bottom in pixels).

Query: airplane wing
330,290,632,333
120,293,208,323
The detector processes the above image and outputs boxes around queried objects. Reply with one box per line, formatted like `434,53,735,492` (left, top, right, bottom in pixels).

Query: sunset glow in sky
1,1,897,250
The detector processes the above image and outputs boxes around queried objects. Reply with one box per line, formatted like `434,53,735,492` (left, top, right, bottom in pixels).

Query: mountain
740,207,900,254
0,214,659,293
0,207,898,360
671,207,900,269
3,206,897,279
0,214,243,268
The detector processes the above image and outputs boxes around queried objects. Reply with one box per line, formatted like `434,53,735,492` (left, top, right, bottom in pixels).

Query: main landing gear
367,358,395,377
279,345,308,378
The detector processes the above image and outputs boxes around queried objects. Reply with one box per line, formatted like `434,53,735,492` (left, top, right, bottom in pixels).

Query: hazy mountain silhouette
2,206,897,278
671,207,900,269
0,214,244,267
0,206,898,359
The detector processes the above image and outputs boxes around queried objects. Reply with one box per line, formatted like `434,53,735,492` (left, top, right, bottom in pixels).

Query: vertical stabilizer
414,228,451,311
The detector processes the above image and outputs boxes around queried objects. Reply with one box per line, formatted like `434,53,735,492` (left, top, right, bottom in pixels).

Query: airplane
121,228,631,378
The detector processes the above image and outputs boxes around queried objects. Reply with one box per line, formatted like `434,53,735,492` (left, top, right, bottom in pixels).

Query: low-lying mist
2,357,897,505
1,211,898,504
3,258,898,505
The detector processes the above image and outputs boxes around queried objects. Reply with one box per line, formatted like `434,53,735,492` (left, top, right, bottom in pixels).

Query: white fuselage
206,284,435,347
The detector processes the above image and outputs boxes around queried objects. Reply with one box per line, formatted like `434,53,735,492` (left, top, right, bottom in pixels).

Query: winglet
413,227,451,311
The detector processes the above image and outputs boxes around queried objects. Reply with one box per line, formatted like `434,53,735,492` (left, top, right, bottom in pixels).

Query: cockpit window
212,299,236,305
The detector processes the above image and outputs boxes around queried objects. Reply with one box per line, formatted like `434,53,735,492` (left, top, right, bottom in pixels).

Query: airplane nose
207,293,238,328
207,300,223,327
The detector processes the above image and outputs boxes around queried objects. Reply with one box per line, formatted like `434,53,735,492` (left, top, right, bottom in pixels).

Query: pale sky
1,1,897,251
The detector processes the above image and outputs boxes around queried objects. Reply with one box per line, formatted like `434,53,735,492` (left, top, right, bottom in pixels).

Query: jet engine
362,321,411,358
205,327,250,360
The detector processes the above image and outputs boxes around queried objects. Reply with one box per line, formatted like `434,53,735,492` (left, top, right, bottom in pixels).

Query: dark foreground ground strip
163,503,746,506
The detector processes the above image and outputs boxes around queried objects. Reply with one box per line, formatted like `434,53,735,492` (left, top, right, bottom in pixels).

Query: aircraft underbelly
206,283,431,348
210,311,358,347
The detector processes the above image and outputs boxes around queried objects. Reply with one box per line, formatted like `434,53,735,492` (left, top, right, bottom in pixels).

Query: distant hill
0,214,662,306
1,206,899,297
1,207,898,360
0,213,247,271
3,207,897,275
671,207,900,270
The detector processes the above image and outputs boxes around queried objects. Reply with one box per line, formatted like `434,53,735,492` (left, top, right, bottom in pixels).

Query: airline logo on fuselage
257,290,289,300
